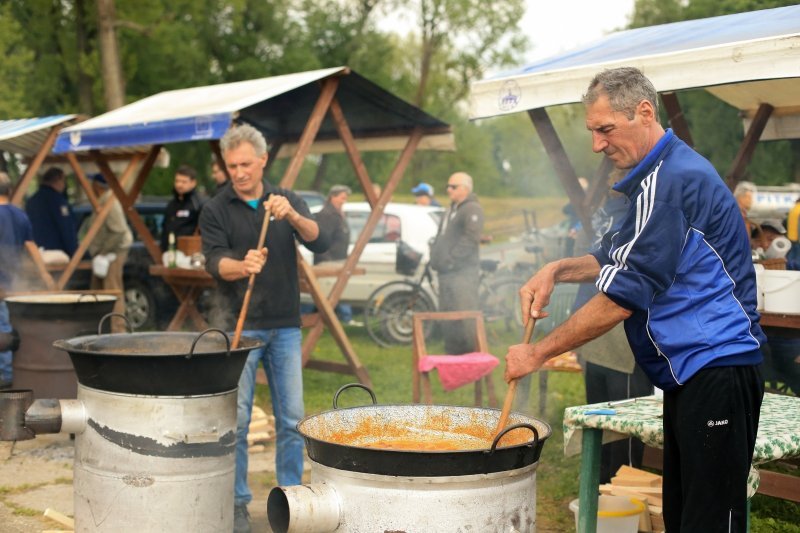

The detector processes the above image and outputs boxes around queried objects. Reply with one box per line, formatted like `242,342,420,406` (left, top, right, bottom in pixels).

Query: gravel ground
0,433,284,532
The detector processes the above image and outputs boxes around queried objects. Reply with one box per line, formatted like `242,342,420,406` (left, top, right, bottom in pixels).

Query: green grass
252,322,799,531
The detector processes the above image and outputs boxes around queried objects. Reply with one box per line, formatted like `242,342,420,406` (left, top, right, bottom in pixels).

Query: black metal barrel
6,292,117,399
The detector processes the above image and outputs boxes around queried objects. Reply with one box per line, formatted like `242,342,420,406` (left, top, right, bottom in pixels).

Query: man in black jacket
430,172,484,354
313,184,360,325
160,164,204,251
199,124,328,533
25,167,78,256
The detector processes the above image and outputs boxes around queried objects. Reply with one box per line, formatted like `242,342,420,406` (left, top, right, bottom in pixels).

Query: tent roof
0,115,77,156
469,4,800,139
55,67,453,154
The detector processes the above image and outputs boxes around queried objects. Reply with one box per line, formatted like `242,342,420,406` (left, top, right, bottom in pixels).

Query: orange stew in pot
326,415,534,451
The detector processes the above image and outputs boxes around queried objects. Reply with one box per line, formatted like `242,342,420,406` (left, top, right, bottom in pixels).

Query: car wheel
125,280,156,330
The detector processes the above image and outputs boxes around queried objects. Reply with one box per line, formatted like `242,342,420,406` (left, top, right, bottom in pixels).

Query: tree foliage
1,0,796,197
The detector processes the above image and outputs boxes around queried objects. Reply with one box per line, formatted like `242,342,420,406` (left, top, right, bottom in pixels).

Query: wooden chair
412,310,498,407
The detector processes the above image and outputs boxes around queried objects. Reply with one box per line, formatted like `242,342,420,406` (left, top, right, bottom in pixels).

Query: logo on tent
194,116,212,138
70,131,82,147
498,80,521,112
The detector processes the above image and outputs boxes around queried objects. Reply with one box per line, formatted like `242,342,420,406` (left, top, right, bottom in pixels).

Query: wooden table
149,262,365,332
148,265,216,331
760,311,800,338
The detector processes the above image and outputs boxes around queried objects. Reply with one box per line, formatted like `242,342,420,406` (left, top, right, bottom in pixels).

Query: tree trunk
96,0,125,110
76,0,94,115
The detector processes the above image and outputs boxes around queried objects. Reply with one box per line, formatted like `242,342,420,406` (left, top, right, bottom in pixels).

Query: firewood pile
599,465,664,533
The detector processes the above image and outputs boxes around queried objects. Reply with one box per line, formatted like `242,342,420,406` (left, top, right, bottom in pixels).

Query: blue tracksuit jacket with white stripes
591,129,764,391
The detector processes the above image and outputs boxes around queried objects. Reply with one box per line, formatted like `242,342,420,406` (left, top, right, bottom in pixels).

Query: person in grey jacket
430,172,484,354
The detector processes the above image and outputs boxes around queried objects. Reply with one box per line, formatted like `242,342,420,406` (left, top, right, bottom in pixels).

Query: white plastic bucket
754,263,765,312
569,495,644,533
763,270,800,314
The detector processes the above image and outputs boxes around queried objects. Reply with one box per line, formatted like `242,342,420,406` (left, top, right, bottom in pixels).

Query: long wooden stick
494,317,536,436
232,206,271,349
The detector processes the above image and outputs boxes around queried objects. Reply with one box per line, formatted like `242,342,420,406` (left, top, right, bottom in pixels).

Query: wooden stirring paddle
232,206,271,349
494,316,536,436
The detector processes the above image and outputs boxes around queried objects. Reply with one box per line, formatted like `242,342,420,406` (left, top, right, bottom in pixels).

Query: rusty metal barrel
6,292,117,399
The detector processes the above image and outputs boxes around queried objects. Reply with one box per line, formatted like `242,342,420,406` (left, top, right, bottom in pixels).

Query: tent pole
92,151,162,265
528,107,593,239
725,103,773,190
661,92,694,147
66,152,100,212
10,125,61,206
329,97,379,208
298,255,371,387
301,127,424,365
279,77,340,189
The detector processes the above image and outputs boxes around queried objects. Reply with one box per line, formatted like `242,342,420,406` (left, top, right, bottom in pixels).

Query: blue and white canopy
469,5,800,140
0,115,77,156
55,67,453,155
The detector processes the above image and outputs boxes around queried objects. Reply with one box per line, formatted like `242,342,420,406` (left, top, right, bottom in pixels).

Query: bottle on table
168,232,177,268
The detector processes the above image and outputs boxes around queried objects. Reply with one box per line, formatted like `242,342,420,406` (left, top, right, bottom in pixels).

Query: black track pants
662,365,764,532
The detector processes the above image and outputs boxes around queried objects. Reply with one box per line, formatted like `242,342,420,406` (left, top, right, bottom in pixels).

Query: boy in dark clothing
161,164,205,251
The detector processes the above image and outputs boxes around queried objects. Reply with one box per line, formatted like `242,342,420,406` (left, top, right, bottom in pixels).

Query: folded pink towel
418,352,499,391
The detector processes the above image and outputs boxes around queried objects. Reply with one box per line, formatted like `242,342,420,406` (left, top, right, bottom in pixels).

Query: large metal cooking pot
53,327,262,396
297,384,551,477
6,292,117,398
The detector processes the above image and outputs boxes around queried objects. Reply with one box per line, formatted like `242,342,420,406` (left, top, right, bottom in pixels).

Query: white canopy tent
470,5,800,138
469,5,800,236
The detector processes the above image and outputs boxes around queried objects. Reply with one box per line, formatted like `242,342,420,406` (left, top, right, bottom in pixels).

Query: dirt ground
0,433,285,532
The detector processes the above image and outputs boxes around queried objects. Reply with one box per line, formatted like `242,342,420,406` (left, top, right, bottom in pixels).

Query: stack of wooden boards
599,465,664,532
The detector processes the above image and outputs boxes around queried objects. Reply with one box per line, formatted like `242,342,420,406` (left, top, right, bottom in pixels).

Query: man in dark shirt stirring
199,124,328,533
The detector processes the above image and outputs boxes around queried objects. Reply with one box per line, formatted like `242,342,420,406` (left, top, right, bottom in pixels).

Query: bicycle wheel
364,281,436,347
480,277,523,331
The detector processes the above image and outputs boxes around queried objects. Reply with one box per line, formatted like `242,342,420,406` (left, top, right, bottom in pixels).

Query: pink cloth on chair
418,352,499,391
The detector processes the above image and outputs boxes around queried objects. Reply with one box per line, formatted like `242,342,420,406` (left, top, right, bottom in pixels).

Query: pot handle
97,313,134,335
333,383,377,409
76,293,100,303
188,328,231,359
488,423,539,454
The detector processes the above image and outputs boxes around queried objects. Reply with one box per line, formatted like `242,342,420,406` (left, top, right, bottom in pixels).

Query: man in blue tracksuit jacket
505,67,764,532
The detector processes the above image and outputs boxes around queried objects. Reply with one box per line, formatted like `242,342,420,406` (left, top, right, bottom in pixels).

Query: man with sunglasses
430,172,484,354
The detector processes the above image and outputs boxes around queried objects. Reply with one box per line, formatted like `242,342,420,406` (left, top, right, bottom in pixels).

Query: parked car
300,202,444,306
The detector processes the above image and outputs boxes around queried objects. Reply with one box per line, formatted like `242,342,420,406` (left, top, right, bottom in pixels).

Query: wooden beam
10,125,61,206
127,146,160,202
56,193,117,289
265,140,283,178
329,97,378,208
279,77,340,189
660,92,694,147
584,156,614,216
209,140,230,181
66,152,99,212
528,107,593,239
301,128,424,361
92,151,162,265
725,103,774,190
299,256,371,387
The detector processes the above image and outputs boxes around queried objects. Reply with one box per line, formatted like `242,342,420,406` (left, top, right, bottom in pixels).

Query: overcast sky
522,0,636,62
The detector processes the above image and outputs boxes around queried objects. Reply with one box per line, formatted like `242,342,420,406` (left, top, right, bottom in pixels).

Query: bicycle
363,258,525,348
